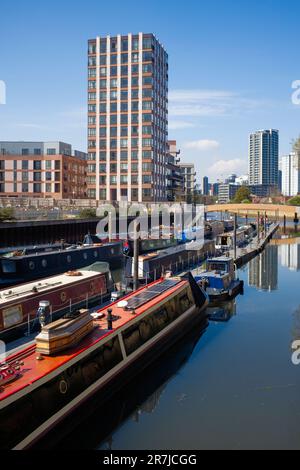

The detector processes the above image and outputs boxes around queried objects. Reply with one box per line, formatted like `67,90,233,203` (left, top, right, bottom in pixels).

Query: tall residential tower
249,129,279,187
87,33,168,202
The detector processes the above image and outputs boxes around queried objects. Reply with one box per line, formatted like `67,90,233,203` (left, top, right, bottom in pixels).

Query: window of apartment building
88,116,96,125
100,67,107,77
111,66,117,77
110,127,117,137
55,161,60,170
88,188,96,198
99,189,106,199
143,37,152,49
121,77,128,88
33,161,41,170
132,52,139,63
45,160,52,170
143,51,153,62
131,163,138,172
88,104,96,113
110,38,117,52
99,79,107,89
55,172,60,182
0,172,4,182
143,101,152,110
132,101,139,111
34,172,41,181
110,54,117,65
120,175,127,184
132,176,138,185
99,164,106,172
100,55,106,65
121,90,128,100
142,113,152,122
33,183,41,193
143,138,153,147
22,148,29,155
100,176,106,185
120,114,128,124
55,183,60,193
22,183,28,193
142,125,152,134
131,188,138,199
0,161,4,170
121,65,128,76
22,171,28,181
88,128,96,137
100,103,106,113
99,116,106,126
121,53,128,64
22,160,28,170
120,139,128,148
131,138,138,148
121,151,127,160
142,162,153,171
13,160,17,170
99,152,106,161
47,148,56,155
100,128,106,137
143,89,152,98
110,78,117,88
132,89,139,99
110,151,117,161
88,68,96,78
121,38,128,52
0,183,5,192
88,80,96,89
132,126,139,135
110,139,117,149
110,90,117,100
111,115,117,125
110,104,117,113
131,113,138,123
34,149,41,155
110,163,117,173
121,163,128,172
87,176,96,184
121,102,128,112
120,127,127,137
100,91,107,101
132,76,139,87
45,171,52,181
143,76,153,86
132,37,139,51
131,64,139,74
142,188,152,197
132,151,138,160
110,175,117,184
88,56,96,66
142,175,152,184
100,39,106,53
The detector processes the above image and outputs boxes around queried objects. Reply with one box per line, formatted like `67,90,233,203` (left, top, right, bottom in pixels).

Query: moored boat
195,257,244,303
0,273,208,450
0,262,112,343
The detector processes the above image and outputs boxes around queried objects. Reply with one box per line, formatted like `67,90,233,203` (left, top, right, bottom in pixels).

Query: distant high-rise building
202,176,209,196
87,33,168,202
280,153,300,197
249,129,279,187
225,174,237,184
179,163,196,200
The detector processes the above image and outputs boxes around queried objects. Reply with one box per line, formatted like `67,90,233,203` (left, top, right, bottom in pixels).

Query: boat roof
0,277,187,402
0,242,121,261
207,257,233,263
0,269,105,306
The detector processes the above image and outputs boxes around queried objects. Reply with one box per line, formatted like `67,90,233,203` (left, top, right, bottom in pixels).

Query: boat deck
0,278,186,402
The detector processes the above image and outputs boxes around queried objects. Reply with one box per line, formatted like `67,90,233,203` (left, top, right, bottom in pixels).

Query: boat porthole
83,252,88,260
59,379,68,395
111,248,115,254
42,259,47,268
94,250,98,258
61,291,67,302
67,255,72,263
29,261,35,270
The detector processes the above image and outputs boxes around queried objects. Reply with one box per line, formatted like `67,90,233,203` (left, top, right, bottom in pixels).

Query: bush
77,208,97,219
0,207,15,222
287,196,300,206
233,186,251,203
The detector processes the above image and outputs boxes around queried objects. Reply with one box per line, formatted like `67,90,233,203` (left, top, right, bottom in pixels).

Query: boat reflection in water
206,300,237,323
36,319,208,450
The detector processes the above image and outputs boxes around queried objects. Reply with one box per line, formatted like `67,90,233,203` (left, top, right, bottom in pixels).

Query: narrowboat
0,241,124,288
0,274,208,450
215,224,256,252
125,240,216,283
194,257,244,303
0,262,113,343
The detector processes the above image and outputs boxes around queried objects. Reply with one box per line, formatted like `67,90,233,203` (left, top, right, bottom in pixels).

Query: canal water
51,239,300,450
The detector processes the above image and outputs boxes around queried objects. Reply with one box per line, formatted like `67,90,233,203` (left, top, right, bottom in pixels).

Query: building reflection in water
248,245,278,291
279,243,300,271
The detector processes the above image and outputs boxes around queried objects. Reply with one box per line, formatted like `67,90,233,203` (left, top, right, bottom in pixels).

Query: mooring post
257,212,260,243
233,213,237,261
283,214,286,234
133,219,139,292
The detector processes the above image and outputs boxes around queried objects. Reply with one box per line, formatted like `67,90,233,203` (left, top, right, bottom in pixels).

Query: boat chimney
107,308,113,330
37,300,51,328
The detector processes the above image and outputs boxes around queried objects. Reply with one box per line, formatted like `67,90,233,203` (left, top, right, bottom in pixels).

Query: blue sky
1,0,300,185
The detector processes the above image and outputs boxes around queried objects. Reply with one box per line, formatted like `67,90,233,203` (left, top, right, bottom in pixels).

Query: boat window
67,255,72,263
2,305,23,328
1,259,17,273
208,262,227,272
42,259,47,268
29,261,35,270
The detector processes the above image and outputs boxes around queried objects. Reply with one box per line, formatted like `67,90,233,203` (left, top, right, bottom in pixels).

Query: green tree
233,186,251,203
287,195,300,206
